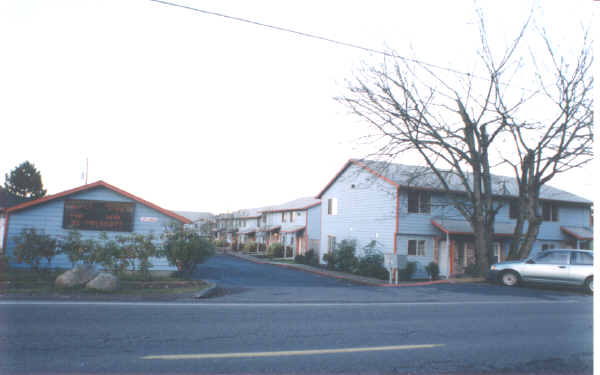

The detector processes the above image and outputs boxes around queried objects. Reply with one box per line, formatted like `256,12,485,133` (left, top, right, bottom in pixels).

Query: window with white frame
541,243,556,251
327,198,338,215
407,191,431,214
282,212,286,223
291,211,296,222
542,201,559,222
407,239,426,256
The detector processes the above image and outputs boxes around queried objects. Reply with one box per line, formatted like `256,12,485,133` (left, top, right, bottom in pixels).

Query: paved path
193,254,591,303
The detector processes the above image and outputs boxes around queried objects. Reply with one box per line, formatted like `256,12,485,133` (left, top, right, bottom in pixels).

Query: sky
0,0,595,214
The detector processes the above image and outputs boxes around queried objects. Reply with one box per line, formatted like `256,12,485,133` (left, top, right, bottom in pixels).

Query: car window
534,251,569,265
571,251,593,265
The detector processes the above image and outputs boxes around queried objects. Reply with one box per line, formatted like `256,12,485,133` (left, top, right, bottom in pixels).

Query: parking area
193,255,592,303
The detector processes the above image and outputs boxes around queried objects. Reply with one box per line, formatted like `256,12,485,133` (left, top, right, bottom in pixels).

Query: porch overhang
431,218,515,237
560,226,593,241
257,225,281,233
281,225,305,233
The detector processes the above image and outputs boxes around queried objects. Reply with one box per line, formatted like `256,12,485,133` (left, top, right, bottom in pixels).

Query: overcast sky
0,0,595,214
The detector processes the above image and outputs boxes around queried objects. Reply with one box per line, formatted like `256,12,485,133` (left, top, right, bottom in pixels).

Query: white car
488,249,593,293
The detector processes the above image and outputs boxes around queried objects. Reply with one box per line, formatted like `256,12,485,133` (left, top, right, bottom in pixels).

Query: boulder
55,264,99,288
86,272,119,292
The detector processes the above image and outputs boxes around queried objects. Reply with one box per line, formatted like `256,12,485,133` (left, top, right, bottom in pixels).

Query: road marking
0,300,586,307
142,344,445,360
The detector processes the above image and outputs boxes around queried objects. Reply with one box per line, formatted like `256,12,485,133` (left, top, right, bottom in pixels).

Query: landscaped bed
0,268,210,300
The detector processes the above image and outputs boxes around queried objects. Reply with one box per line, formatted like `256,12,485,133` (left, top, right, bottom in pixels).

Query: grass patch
0,266,208,297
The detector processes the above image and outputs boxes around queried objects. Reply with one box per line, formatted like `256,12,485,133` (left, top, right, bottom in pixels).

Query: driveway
193,255,591,303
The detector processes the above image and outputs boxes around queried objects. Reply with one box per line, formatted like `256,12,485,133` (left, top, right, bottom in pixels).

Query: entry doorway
439,240,450,278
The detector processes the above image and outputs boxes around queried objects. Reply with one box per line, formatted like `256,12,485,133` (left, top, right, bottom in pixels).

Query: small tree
161,225,216,278
266,242,284,258
4,161,47,200
58,231,96,267
13,228,58,272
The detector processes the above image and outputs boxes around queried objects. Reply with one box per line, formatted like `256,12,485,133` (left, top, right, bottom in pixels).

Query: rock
55,264,99,288
86,272,119,292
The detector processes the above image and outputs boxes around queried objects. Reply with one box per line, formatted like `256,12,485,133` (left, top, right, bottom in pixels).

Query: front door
439,241,450,278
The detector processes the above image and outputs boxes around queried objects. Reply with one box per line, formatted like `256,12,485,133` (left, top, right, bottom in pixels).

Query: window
534,251,569,265
282,212,286,223
407,191,431,214
542,202,559,222
509,200,519,219
291,211,296,222
408,239,426,256
327,198,338,215
327,235,336,253
571,251,593,265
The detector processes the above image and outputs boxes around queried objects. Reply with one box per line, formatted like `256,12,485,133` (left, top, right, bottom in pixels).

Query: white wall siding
320,164,397,262
5,187,179,271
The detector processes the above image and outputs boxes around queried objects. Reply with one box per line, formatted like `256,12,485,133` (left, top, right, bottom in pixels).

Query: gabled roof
560,226,593,241
4,180,191,224
317,159,592,205
261,197,321,213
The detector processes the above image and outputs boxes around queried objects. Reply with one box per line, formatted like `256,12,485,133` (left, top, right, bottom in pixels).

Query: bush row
11,225,215,278
322,240,391,280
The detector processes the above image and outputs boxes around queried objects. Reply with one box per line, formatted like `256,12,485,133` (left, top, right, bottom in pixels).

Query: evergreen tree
4,161,47,199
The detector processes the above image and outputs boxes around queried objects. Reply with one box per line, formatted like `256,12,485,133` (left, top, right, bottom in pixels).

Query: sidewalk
224,251,485,287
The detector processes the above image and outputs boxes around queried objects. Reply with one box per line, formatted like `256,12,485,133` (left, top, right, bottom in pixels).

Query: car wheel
584,277,593,294
501,271,519,287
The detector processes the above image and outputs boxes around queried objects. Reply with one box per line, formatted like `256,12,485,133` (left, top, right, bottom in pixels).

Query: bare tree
337,8,591,274
500,30,593,259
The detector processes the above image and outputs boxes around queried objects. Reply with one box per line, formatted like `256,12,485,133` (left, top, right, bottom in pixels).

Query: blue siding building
2,181,191,271
317,159,593,279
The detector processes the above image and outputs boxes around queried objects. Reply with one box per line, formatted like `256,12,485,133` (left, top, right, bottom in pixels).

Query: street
0,255,593,374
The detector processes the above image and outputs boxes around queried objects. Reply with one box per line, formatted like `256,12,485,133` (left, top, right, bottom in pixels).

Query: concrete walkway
224,250,485,287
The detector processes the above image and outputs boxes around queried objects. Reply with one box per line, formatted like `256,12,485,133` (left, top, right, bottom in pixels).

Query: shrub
267,242,284,258
94,232,129,275
13,228,58,272
243,241,258,253
425,261,440,280
355,242,389,280
161,226,216,278
58,231,96,267
334,240,358,272
304,249,319,266
465,263,480,276
398,261,417,281
258,243,267,253
295,249,320,266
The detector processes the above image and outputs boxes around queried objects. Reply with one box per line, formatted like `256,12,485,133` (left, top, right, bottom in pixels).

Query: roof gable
5,181,191,224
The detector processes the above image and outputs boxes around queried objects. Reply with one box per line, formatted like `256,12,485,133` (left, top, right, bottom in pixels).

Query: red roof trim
560,226,593,241
316,159,399,199
5,181,191,224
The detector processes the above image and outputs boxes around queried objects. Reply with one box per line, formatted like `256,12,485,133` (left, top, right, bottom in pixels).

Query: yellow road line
142,344,444,360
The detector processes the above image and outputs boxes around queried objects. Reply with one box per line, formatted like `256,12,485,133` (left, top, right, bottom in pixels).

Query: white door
439,241,450,278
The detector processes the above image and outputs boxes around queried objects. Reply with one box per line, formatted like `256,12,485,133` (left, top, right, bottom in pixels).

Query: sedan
489,249,593,293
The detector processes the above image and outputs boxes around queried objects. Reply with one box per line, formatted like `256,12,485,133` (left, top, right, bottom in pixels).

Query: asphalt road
0,255,594,374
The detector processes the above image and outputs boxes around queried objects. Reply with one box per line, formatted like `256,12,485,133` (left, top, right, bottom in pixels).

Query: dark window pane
408,240,416,255
408,192,418,213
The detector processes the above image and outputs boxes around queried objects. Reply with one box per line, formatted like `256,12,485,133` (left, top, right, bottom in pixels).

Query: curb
194,282,217,298
225,252,475,287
